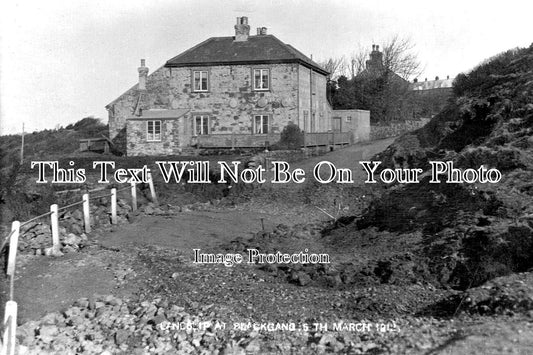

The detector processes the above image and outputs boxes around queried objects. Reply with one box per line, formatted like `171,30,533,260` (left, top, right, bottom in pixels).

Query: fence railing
0,173,157,355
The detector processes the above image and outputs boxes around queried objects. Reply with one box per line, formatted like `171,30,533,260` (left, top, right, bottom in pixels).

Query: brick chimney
256,27,267,35
234,17,250,42
366,44,384,72
138,59,149,90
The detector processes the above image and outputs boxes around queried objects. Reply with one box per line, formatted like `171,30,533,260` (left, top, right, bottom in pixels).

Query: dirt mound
324,45,533,291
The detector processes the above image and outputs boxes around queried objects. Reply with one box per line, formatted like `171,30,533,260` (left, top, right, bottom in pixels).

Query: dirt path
9,138,397,324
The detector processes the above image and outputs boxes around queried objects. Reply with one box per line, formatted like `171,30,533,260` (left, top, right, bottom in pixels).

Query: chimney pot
234,16,250,41
447,75,449,79
425,78,427,81
435,76,439,80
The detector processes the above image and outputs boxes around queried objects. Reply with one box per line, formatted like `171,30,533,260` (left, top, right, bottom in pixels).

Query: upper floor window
253,69,270,91
147,120,161,141
253,115,269,134
193,71,209,92
194,115,210,135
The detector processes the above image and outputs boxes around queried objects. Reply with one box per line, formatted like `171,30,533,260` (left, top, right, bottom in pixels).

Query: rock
63,307,82,318
70,223,83,235
291,271,312,286
245,339,261,352
44,247,64,257
115,329,130,345
71,210,83,220
74,298,90,309
144,205,155,215
62,245,78,254
16,321,38,345
41,312,62,325
39,325,59,343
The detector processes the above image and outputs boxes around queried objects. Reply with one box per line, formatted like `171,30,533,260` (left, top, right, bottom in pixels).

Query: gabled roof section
165,35,329,76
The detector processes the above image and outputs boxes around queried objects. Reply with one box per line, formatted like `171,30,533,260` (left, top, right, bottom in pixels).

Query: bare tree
318,56,347,81
347,44,369,79
381,35,422,80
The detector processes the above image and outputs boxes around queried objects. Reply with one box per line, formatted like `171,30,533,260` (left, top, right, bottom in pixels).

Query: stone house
106,17,369,156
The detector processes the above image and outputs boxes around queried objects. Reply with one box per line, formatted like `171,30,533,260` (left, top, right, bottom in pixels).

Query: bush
277,124,304,150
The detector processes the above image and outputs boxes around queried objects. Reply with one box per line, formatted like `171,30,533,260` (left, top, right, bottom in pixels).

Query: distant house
105,17,369,156
410,76,454,118
353,44,454,120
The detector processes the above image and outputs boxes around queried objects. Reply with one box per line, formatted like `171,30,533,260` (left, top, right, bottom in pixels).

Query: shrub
277,123,304,150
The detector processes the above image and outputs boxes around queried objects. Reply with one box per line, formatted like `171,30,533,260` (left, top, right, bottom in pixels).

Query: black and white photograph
1,0,532,354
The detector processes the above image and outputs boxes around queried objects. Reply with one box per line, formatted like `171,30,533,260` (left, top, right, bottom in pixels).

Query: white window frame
253,115,269,134
147,120,161,141
194,115,210,135
253,68,270,91
193,70,209,92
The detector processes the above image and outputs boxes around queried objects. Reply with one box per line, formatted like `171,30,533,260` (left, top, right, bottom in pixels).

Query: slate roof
411,78,454,91
165,35,328,75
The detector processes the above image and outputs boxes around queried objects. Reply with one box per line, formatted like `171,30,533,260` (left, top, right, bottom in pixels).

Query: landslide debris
328,44,533,290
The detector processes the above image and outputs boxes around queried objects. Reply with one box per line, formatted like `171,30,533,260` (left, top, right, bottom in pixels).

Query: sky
1,0,531,135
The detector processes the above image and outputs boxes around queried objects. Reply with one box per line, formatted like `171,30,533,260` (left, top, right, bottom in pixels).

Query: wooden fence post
50,204,60,252
130,181,137,211
1,301,17,355
148,173,158,205
82,194,91,233
111,188,117,224
6,222,19,277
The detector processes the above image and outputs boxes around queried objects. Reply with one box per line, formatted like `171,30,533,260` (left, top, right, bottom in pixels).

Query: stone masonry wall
127,119,184,156
108,63,311,154
370,118,430,140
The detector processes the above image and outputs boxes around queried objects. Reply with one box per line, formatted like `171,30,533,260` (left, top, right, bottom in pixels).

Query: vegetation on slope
342,44,533,291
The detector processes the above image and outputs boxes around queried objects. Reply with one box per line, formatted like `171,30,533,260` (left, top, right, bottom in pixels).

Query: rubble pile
15,198,166,256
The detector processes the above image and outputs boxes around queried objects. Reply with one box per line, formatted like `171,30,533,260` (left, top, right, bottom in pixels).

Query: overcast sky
1,0,531,135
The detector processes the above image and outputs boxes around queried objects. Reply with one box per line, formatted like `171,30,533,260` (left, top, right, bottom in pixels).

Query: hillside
0,117,109,168
336,44,533,292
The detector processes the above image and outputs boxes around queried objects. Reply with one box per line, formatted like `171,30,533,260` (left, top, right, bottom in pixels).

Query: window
194,115,210,135
147,120,161,141
193,71,209,92
346,116,352,122
253,69,269,90
253,115,269,134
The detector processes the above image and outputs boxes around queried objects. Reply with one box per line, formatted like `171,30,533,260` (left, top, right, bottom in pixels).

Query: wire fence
0,173,157,354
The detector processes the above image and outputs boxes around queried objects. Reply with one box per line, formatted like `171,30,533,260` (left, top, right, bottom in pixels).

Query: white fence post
82,194,91,233
111,188,117,224
148,172,158,205
130,181,137,211
50,204,60,252
1,301,17,355
6,222,19,277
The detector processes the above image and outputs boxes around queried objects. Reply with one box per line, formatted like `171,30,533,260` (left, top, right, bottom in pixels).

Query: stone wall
127,118,185,156
108,63,309,154
370,118,430,140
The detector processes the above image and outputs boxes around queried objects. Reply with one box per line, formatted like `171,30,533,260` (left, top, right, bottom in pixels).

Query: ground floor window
194,115,210,135
253,115,269,134
147,120,161,141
